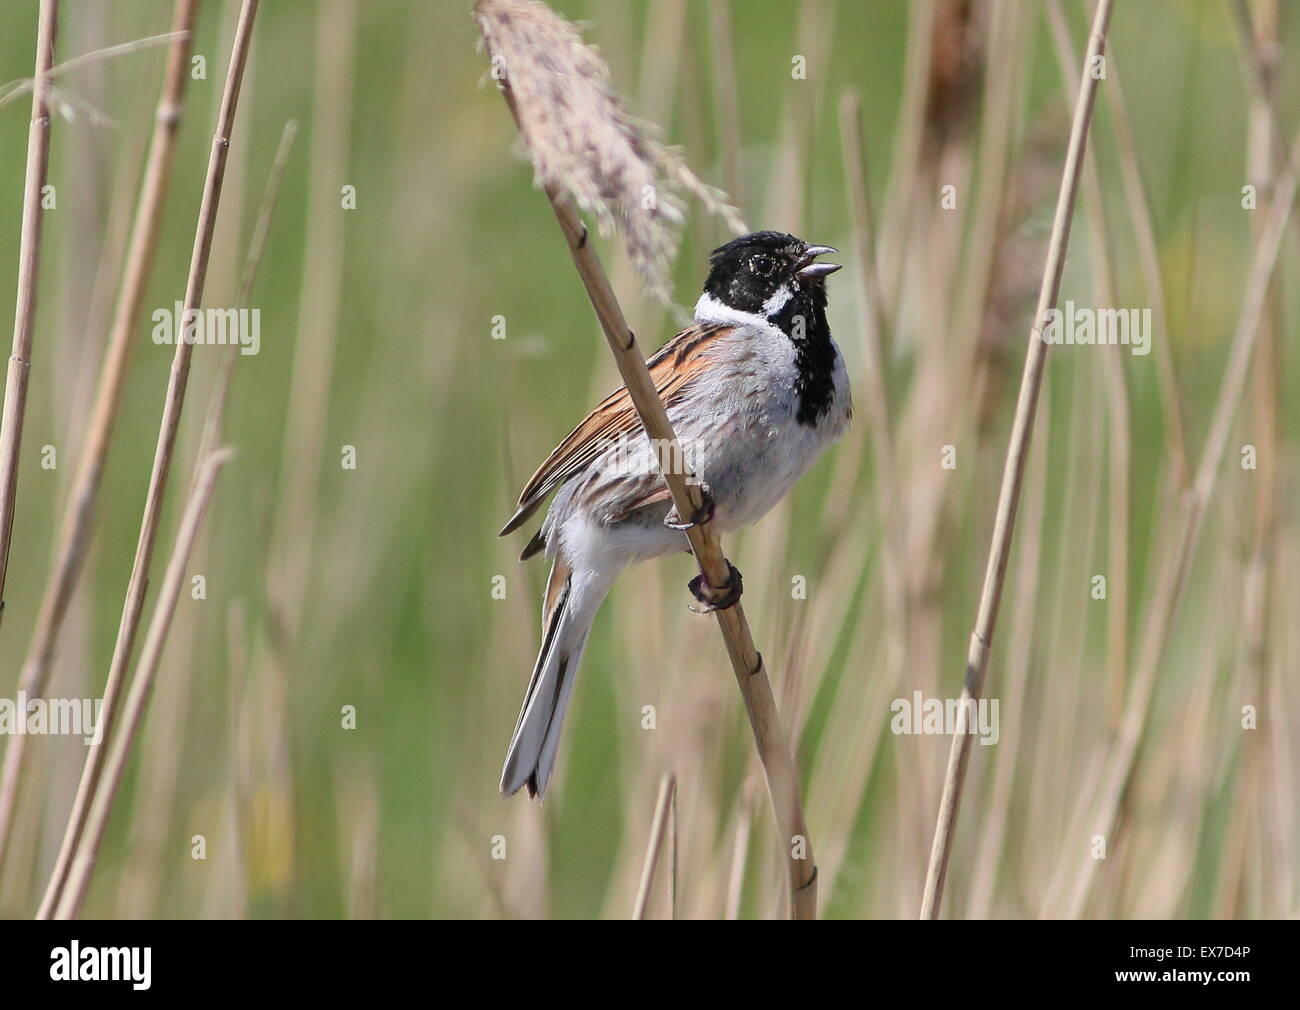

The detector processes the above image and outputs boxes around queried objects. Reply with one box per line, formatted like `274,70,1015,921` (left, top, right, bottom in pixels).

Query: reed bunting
499,231,851,799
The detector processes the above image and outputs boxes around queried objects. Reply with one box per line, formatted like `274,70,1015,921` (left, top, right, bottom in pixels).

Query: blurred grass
0,0,1296,918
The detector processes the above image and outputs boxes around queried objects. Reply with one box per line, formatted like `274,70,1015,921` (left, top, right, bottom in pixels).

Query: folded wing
498,323,732,546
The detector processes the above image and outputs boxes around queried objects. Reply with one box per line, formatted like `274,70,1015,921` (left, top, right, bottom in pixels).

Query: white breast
554,300,851,570
678,300,851,533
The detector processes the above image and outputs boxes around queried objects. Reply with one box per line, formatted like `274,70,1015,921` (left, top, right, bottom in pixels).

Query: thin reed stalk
478,0,817,919
1238,0,1289,916
1229,0,1300,206
0,0,58,631
1049,118,1300,923
111,118,296,919
964,390,1051,918
0,0,198,881
53,447,234,919
37,0,260,919
0,30,185,112
724,786,754,919
523,155,816,919
632,774,676,919
918,0,1113,920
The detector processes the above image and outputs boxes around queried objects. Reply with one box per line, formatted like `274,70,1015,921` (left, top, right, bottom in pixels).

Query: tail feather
530,626,588,797
500,560,610,800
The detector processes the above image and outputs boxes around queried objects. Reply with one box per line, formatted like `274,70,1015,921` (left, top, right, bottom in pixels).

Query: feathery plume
474,0,745,302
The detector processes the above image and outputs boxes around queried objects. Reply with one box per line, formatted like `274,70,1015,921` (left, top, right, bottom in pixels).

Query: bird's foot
688,560,743,613
664,481,714,531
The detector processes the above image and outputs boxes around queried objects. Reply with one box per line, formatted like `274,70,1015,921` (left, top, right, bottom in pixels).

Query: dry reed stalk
1047,122,1300,920
111,117,297,919
50,40,146,454
581,11,682,413
1229,0,1296,915
1229,0,1300,204
0,0,198,881
476,0,817,919
1238,0,1286,915
37,0,260,919
601,587,704,919
537,154,818,918
0,30,186,112
724,784,754,919
964,391,1050,918
53,446,234,919
475,0,741,304
918,0,1113,920
632,773,677,919
0,0,57,631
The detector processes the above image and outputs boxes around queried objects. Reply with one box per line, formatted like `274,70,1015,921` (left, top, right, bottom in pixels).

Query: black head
699,231,841,323
697,231,843,427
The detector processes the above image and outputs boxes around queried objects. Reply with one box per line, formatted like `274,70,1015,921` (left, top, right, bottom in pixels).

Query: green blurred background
0,0,1295,918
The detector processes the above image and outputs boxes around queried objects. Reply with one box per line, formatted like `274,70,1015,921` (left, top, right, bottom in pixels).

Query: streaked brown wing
499,322,732,542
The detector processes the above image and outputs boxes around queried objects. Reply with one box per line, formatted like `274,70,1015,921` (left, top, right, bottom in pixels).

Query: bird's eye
751,254,775,276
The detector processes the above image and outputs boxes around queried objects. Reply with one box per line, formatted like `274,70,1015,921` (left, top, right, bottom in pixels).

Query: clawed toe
664,482,715,531
688,560,743,613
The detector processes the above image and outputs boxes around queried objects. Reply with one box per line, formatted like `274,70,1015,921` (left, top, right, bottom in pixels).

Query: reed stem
495,78,818,921
919,0,1113,920
0,0,58,632
0,0,198,883
37,0,260,919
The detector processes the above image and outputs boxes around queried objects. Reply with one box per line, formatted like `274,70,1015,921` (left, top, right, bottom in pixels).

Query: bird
498,231,852,799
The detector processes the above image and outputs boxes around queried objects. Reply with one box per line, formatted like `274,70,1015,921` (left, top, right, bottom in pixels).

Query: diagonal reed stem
53,446,234,919
0,0,198,884
37,0,260,920
633,773,676,919
494,80,818,920
918,0,1113,920
1048,120,1300,920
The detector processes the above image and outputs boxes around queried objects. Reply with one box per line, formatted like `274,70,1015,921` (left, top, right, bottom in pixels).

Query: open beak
796,244,841,280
